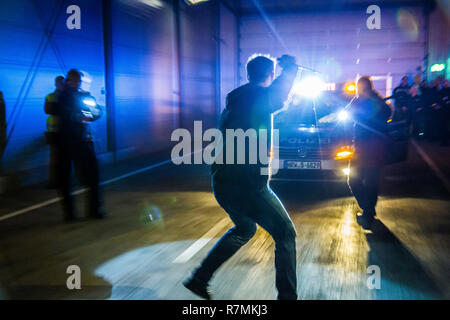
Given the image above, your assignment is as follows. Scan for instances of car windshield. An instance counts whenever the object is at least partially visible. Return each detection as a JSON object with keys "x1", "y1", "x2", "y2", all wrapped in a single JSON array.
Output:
[{"x1": 275, "y1": 92, "x2": 351, "y2": 126}]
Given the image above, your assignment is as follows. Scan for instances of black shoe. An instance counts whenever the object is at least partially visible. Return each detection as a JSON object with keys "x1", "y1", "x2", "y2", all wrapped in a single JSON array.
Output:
[
  {"x1": 183, "y1": 277, "x2": 212, "y2": 300},
  {"x1": 89, "y1": 211, "x2": 106, "y2": 220},
  {"x1": 90, "y1": 214, "x2": 105, "y2": 220},
  {"x1": 356, "y1": 214, "x2": 375, "y2": 230},
  {"x1": 64, "y1": 216, "x2": 79, "y2": 223}
]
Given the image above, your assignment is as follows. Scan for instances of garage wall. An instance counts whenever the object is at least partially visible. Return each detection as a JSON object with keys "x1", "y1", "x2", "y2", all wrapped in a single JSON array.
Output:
[
  {"x1": 179, "y1": 1, "x2": 217, "y2": 132},
  {"x1": 219, "y1": 3, "x2": 238, "y2": 113},
  {"x1": 0, "y1": 0, "x2": 224, "y2": 181},
  {"x1": 110, "y1": 0, "x2": 178, "y2": 156},
  {"x1": 239, "y1": 6, "x2": 426, "y2": 96},
  {"x1": 0, "y1": 0, "x2": 106, "y2": 174}
]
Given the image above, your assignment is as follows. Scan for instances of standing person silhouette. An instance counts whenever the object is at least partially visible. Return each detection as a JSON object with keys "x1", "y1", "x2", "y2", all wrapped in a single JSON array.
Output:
[
  {"x1": 184, "y1": 54, "x2": 298, "y2": 300},
  {"x1": 56, "y1": 69, "x2": 103, "y2": 222},
  {"x1": 348, "y1": 76, "x2": 392, "y2": 229},
  {"x1": 44, "y1": 75, "x2": 64, "y2": 188}
]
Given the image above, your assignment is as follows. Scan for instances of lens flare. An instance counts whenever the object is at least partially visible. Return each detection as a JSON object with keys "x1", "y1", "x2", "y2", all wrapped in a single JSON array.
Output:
[
  {"x1": 397, "y1": 9, "x2": 419, "y2": 41},
  {"x1": 338, "y1": 110, "x2": 350, "y2": 121},
  {"x1": 83, "y1": 98, "x2": 96, "y2": 107},
  {"x1": 335, "y1": 146, "x2": 354, "y2": 160},
  {"x1": 344, "y1": 82, "x2": 356, "y2": 95},
  {"x1": 292, "y1": 77, "x2": 326, "y2": 97}
]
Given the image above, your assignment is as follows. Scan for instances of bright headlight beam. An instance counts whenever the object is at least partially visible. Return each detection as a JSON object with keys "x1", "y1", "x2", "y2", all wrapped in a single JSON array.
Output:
[
  {"x1": 345, "y1": 83, "x2": 356, "y2": 94},
  {"x1": 336, "y1": 151, "x2": 352, "y2": 158},
  {"x1": 335, "y1": 147, "x2": 354, "y2": 160},
  {"x1": 83, "y1": 98, "x2": 96, "y2": 107},
  {"x1": 292, "y1": 77, "x2": 325, "y2": 97},
  {"x1": 338, "y1": 110, "x2": 350, "y2": 121}
]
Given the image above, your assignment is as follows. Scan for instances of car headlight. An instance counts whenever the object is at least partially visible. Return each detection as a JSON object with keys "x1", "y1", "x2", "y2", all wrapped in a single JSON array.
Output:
[
  {"x1": 338, "y1": 110, "x2": 350, "y2": 121},
  {"x1": 344, "y1": 82, "x2": 356, "y2": 95},
  {"x1": 335, "y1": 146, "x2": 354, "y2": 160},
  {"x1": 292, "y1": 77, "x2": 325, "y2": 98}
]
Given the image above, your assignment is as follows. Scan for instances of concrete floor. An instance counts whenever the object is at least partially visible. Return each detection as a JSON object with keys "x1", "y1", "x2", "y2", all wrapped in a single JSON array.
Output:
[{"x1": 0, "y1": 141, "x2": 448, "y2": 300}]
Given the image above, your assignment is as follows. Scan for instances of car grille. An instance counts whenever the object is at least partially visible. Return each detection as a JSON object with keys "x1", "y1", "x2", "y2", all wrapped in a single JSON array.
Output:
[{"x1": 277, "y1": 147, "x2": 333, "y2": 160}]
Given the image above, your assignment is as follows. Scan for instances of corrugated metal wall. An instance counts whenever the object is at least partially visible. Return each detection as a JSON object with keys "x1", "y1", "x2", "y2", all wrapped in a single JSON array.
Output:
[
  {"x1": 0, "y1": 0, "x2": 224, "y2": 180},
  {"x1": 110, "y1": 0, "x2": 177, "y2": 156},
  {"x1": 219, "y1": 3, "x2": 238, "y2": 112},
  {"x1": 239, "y1": 6, "x2": 426, "y2": 95},
  {"x1": 179, "y1": 1, "x2": 218, "y2": 132},
  {"x1": 0, "y1": 0, "x2": 106, "y2": 173}
]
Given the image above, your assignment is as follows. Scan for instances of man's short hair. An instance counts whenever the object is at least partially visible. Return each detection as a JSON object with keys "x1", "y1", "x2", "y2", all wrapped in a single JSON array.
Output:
[
  {"x1": 66, "y1": 69, "x2": 83, "y2": 81},
  {"x1": 246, "y1": 54, "x2": 275, "y2": 83},
  {"x1": 55, "y1": 76, "x2": 64, "y2": 86}
]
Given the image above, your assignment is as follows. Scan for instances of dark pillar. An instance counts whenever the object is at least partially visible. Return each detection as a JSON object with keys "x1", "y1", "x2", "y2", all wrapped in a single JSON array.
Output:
[{"x1": 102, "y1": 0, "x2": 117, "y2": 160}]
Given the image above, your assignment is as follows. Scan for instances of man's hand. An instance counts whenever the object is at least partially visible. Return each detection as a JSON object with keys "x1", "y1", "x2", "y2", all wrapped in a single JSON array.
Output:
[{"x1": 277, "y1": 55, "x2": 297, "y2": 70}]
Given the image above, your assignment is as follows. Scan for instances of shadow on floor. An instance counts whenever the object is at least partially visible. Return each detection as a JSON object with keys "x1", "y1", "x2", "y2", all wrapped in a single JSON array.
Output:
[
  {"x1": 366, "y1": 220, "x2": 444, "y2": 299},
  {"x1": 2, "y1": 277, "x2": 112, "y2": 299}
]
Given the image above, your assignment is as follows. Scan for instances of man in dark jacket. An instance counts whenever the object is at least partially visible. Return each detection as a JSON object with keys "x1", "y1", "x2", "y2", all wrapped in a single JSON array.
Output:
[
  {"x1": 436, "y1": 79, "x2": 449, "y2": 146},
  {"x1": 56, "y1": 69, "x2": 103, "y2": 221},
  {"x1": 348, "y1": 76, "x2": 392, "y2": 229},
  {"x1": 424, "y1": 79, "x2": 441, "y2": 141},
  {"x1": 392, "y1": 75, "x2": 411, "y2": 122},
  {"x1": 410, "y1": 85, "x2": 426, "y2": 137},
  {"x1": 183, "y1": 54, "x2": 298, "y2": 300}
]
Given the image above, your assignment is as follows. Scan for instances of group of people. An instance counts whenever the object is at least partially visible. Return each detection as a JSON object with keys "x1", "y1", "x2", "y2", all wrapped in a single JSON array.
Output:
[
  {"x1": 42, "y1": 59, "x2": 447, "y2": 300},
  {"x1": 44, "y1": 69, "x2": 103, "y2": 222},
  {"x1": 391, "y1": 74, "x2": 449, "y2": 146}
]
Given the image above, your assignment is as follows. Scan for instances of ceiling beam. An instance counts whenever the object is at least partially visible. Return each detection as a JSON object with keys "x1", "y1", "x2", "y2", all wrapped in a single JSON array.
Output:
[{"x1": 238, "y1": 0, "x2": 434, "y2": 16}]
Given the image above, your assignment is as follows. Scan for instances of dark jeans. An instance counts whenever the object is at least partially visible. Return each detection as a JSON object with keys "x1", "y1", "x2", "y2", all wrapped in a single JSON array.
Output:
[
  {"x1": 192, "y1": 179, "x2": 297, "y2": 300},
  {"x1": 58, "y1": 140, "x2": 100, "y2": 219},
  {"x1": 45, "y1": 132, "x2": 60, "y2": 186},
  {"x1": 348, "y1": 164, "x2": 381, "y2": 217},
  {"x1": 437, "y1": 109, "x2": 449, "y2": 145}
]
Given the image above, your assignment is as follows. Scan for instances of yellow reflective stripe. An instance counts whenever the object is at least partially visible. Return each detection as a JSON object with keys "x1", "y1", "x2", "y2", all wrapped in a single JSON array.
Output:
[{"x1": 46, "y1": 115, "x2": 60, "y2": 132}]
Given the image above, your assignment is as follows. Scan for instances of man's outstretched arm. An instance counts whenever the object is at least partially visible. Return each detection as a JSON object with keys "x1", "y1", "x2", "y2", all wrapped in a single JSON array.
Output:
[{"x1": 268, "y1": 55, "x2": 298, "y2": 113}]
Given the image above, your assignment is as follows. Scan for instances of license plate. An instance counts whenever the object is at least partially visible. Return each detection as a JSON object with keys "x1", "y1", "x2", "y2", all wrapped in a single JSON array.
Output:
[{"x1": 285, "y1": 161, "x2": 321, "y2": 170}]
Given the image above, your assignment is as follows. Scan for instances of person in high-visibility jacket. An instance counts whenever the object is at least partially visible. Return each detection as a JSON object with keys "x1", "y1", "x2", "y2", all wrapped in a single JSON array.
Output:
[{"x1": 44, "y1": 76, "x2": 64, "y2": 188}]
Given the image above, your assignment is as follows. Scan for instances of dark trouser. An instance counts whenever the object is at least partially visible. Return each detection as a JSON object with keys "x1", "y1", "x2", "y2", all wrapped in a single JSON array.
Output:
[
  {"x1": 412, "y1": 109, "x2": 426, "y2": 138},
  {"x1": 347, "y1": 164, "x2": 381, "y2": 217},
  {"x1": 58, "y1": 140, "x2": 100, "y2": 219},
  {"x1": 426, "y1": 109, "x2": 439, "y2": 141},
  {"x1": 192, "y1": 180, "x2": 297, "y2": 300},
  {"x1": 437, "y1": 109, "x2": 449, "y2": 145},
  {"x1": 45, "y1": 132, "x2": 60, "y2": 186}
]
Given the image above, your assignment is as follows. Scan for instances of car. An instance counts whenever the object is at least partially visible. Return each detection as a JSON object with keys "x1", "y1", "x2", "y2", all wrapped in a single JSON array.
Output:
[
  {"x1": 270, "y1": 86, "x2": 354, "y2": 182},
  {"x1": 269, "y1": 78, "x2": 409, "y2": 182}
]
